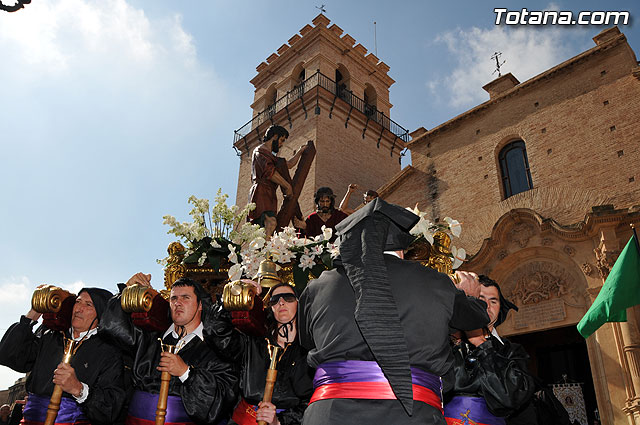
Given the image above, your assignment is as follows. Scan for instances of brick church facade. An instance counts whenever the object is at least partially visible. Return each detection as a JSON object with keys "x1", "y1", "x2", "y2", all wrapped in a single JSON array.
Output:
[{"x1": 233, "y1": 16, "x2": 640, "y2": 424}]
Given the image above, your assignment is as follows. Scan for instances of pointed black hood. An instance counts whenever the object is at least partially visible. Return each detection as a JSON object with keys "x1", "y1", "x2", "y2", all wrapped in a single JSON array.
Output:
[{"x1": 335, "y1": 198, "x2": 419, "y2": 415}]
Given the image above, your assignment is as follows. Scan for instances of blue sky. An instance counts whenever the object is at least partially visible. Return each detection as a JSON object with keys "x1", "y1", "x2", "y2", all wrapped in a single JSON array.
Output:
[{"x1": 0, "y1": 0, "x2": 638, "y2": 388}]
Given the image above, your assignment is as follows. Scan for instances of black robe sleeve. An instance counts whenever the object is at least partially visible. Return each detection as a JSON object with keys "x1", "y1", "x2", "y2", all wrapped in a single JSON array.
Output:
[
  {"x1": 99, "y1": 292, "x2": 142, "y2": 352},
  {"x1": 179, "y1": 348, "x2": 240, "y2": 424},
  {"x1": 79, "y1": 342, "x2": 126, "y2": 424},
  {"x1": 202, "y1": 300, "x2": 248, "y2": 363},
  {"x1": 449, "y1": 289, "x2": 490, "y2": 331},
  {"x1": 0, "y1": 316, "x2": 40, "y2": 373},
  {"x1": 466, "y1": 338, "x2": 534, "y2": 417}
]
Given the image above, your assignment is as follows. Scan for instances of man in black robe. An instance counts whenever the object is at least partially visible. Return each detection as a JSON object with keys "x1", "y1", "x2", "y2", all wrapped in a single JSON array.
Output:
[
  {"x1": 444, "y1": 275, "x2": 537, "y2": 425},
  {"x1": 100, "y1": 274, "x2": 238, "y2": 425},
  {"x1": 298, "y1": 198, "x2": 490, "y2": 425},
  {"x1": 0, "y1": 287, "x2": 125, "y2": 425}
]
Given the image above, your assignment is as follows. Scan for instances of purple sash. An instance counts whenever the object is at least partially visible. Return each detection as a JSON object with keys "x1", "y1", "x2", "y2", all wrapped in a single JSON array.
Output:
[
  {"x1": 313, "y1": 360, "x2": 443, "y2": 396},
  {"x1": 22, "y1": 393, "x2": 87, "y2": 424},
  {"x1": 127, "y1": 390, "x2": 193, "y2": 424},
  {"x1": 443, "y1": 396, "x2": 505, "y2": 425}
]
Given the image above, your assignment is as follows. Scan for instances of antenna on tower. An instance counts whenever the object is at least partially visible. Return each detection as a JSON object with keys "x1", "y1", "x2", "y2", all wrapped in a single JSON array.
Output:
[
  {"x1": 491, "y1": 51, "x2": 506, "y2": 77},
  {"x1": 374, "y1": 21, "x2": 378, "y2": 57},
  {"x1": 315, "y1": 4, "x2": 326, "y2": 14}
]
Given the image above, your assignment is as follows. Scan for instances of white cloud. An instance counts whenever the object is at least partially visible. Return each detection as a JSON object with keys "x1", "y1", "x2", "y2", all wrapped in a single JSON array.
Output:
[
  {"x1": 0, "y1": 276, "x2": 32, "y2": 304},
  {"x1": 427, "y1": 8, "x2": 588, "y2": 109}
]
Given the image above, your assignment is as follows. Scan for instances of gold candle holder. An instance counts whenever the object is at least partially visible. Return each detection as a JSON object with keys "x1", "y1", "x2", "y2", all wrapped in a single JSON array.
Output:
[
  {"x1": 44, "y1": 337, "x2": 82, "y2": 425},
  {"x1": 155, "y1": 339, "x2": 178, "y2": 425},
  {"x1": 257, "y1": 344, "x2": 283, "y2": 425}
]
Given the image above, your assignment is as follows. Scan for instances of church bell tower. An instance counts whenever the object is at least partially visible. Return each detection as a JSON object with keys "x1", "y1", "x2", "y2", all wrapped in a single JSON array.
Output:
[{"x1": 233, "y1": 14, "x2": 409, "y2": 215}]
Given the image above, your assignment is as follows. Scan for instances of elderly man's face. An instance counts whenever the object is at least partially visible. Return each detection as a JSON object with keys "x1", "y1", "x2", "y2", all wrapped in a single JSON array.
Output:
[{"x1": 71, "y1": 291, "x2": 98, "y2": 334}]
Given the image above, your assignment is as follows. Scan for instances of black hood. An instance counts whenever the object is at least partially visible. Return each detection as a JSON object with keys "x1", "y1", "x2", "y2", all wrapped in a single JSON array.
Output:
[
  {"x1": 334, "y1": 198, "x2": 420, "y2": 415},
  {"x1": 78, "y1": 287, "x2": 113, "y2": 322}
]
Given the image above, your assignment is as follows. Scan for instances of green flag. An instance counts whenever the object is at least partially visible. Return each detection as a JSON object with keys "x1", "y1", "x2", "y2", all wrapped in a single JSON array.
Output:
[{"x1": 577, "y1": 232, "x2": 640, "y2": 338}]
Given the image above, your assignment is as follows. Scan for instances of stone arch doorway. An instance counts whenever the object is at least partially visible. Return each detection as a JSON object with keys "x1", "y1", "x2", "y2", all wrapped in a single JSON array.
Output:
[
  {"x1": 463, "y1": 207, "x2": 640, "y2": 424},
  {"x1": 510, "y1": 326, "x2": 598, "y2": 425}
]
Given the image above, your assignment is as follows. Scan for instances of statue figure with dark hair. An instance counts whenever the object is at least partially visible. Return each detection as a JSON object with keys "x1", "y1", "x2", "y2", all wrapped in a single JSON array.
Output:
[
  {"x1": 443, "y1": 274, "x2": 540, "y2": 425},
  {"x1": 249, "y1": 125, "x2": 306, "y2": 237},
  {"x1": 100, "y1": 273, "x2": 239, "y2": 425},
  {"x1": 296, "y1": 187, "x2": 348, "y2": 240},
  {"x1": 204, "y1": 280, "x2": 314, "y2": 425}
]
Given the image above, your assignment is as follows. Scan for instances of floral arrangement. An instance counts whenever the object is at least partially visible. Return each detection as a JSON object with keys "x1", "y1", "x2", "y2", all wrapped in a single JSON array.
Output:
[
  {"x1": 160, "y1": 190, "x2": 339, "y2": 287},
  {"x1": 407, "y1": 205, "x2": 466, "y2": 269},
  {"x1": 160, "y1": 189, "x2": 264, "y2": 271},
  {"x1": 226, "y1": 225, "x2": 340, "y2": 287}
]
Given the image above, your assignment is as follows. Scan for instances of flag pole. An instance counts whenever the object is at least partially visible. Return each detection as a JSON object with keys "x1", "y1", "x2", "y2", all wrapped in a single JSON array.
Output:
[{"x1": 632, "y1": 223, "x2": 640, "y2": 255}]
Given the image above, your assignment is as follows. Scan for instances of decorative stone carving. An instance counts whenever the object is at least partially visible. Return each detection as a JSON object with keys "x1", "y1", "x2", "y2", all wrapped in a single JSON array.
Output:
[
  {"x1": 581, "y1": 263, "x2": 594, "y2": 277},
  {"x1": 542, "y1": 237, "x2": 553, "y2": 246},
  {"x1": 505, "y1": 261, "x2": 579, "y2": 306},
  {"x1": 508, "y1": 223, "x2": 535, "y2": 248},
  {"x1": 594, "y1": 246, "x2": 620, "y2": 279},
  {"x1": 564, "y1": 245, "x2": 576, "y2": 257}
]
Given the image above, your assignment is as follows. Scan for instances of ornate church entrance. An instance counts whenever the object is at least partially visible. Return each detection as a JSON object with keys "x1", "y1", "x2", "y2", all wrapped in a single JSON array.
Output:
[{"x1": 510, "y1": 326, "x2": 598, "y2": 425}]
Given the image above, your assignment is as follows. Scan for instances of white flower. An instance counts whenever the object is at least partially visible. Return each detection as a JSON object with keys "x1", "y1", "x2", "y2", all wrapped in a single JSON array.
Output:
[
  {"x1": 197, "y1": 252, "x2": 207, "y2": 266},
  {"x1": 249, "y1": 237, "x2": 266, "y2": 250},
  {"x1": 444, "y1": 217, "x2": 462, "y2": 238},
  {"x1": 423, "y1": 232, "x2": 434, "y2": 245},
  {"x1": 210, "y1": 239, "x2": 221, "y2": 248},
  {"x1": 228, "y1": 244, "x2": 238, "y2": 264},
  {"x1": 313, "y1": 234, "x2": 323, "y2": 242},
  {"x1": 312, "y1": 244, "x2": 324, "y2": 256},
  {"x1": 276, "y1": 249, "x2": 295, "y2": 263},
  {"x1": 451, "y1": 246, "x2": 466, "y2": 270},
  {"x1": 299, "y1": 254, "x2": 315, "y2": 270},
  {"x1": 329, "y1": 243, "x2": 340, "y2": 259},
  {"x1": 321, "y1": 225, "x2": 333, "y2": 241},
  {"x1": 228, "y1": 263, "x2": 243, "y2": 281}
]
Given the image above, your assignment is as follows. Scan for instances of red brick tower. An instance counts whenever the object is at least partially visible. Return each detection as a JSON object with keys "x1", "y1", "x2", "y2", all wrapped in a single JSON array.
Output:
[{"x1": 233, "y1": 14, "x2": 409, "y2": 216}]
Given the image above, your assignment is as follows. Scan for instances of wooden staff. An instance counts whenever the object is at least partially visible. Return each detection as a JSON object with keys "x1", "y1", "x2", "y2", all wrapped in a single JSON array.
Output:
[
  {"x1": 257, "y1": 344, "x2": 282, "y2": 425},
  {"x1": 156, "y1": 340, "x2": 178, "y2": 425},
  {"x1": 44, "y1": 337, "x2": 81, "y2": 425}
]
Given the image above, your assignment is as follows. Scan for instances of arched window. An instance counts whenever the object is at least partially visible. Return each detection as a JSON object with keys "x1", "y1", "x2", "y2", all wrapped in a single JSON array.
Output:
[
  {"x1": 264, "y1": 84, "x2": 277, "y2": 118},
  {"x1": 499, "y1": 140, "x2": 533, "y2": 198},
  {"x1": 336, "y1": 64, "x2": 351, "y2": 102}
]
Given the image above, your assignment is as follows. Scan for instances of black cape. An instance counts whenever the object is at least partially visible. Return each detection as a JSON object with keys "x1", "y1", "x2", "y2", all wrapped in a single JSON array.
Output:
[
  {"x1": 99, "y1": 294, "x2": 239, "y2": 425},
  {"x1": 204, "y1": 302, "x2": 314, "y2": 425},
  {"x1": 0, "y1": 316, "x2": 126, "y2": 425},
  {"x1": 299, "y1": 255, "x2": 490, "y2": 425}
]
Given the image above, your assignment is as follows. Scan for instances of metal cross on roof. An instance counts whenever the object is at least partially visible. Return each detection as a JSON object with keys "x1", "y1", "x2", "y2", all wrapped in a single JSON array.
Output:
[
  {"x1": 315, "y1": 4, "x2": 327, "y2": 14},
  {"x1": 491, "y1": 51, "x2": 506, "y2": 77}
]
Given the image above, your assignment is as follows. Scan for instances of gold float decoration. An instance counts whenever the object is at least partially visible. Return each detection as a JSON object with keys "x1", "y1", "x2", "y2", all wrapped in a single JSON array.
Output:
[
  {"x1": 254, "y1": 259, "x2": 282, "y2": 288},
  {"x1": 121, "y1": 284, "x2": 160, "y2": 313},
  {"x1": 31, "y1": 285, "x2": 75, "y2": 314},
  {"x1": 425, "y1": 231, "x2": 454, "y2": 276},
  {"x1": 222, "y1": 280, "x2": 259, "y2": 311}
]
